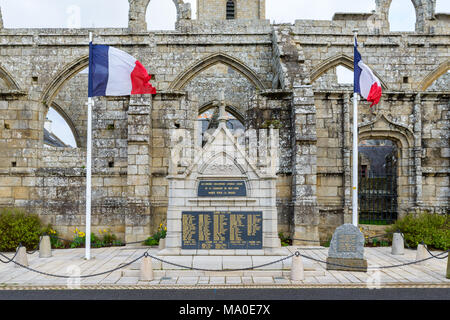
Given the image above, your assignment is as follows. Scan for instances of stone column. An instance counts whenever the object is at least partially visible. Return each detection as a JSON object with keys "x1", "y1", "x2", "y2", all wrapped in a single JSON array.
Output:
[
  {"x1": 291, "y1": 86, "x2": 320, "y2": 246},
  {"x1": 128, "y1": 0, "x2": 150, "y2": 32},
  {"x1": 413, "y1": 93, "x2": 423, "y2": 207},
  {"x1": 126, "y1": 95, "x2": 152, "y2": 243}
]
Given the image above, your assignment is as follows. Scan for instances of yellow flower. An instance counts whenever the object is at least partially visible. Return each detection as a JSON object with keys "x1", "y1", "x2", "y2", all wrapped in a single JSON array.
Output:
[
  {"x1": 79, "y1": 232, "x2": 85, "y2": 237},
  {"x1": 104, "y1": 229, "x2": 107, "y2": 233}
]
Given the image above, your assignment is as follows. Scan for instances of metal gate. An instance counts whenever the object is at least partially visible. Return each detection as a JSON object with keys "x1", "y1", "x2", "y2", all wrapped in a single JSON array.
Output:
[{"x1": 358, "y1": 170, "x2": 398, "y2": 225}]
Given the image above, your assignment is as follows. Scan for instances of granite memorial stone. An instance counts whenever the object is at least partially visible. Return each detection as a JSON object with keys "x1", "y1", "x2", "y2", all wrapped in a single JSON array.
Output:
[{"x1": 326, "y1": 224, "x2": 367, "y2": 272}]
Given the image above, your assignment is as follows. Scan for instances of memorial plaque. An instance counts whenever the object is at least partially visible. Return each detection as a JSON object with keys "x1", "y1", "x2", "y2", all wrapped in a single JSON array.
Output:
[
  {"x1": 337, "y1": 234, "x2": 358, "y2": 253},
  {"x1": 182, "y1": 211, "x2": 262, "y2": 249},
  {"x1": 197, "y1": 181, "x2": 247, "y2": 197}
]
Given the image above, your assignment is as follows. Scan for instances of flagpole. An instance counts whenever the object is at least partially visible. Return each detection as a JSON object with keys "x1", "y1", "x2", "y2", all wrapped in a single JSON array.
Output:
[
  {"x1": 85, "y1": 31, "x2": 93, "y2": 260},
  {"x1": 352, "y1": 29, "x2": 359, "y2": 227}
]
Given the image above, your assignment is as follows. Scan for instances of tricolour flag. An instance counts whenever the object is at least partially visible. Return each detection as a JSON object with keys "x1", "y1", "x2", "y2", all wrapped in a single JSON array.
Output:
[
  {"x1": 354, "y1": 39, "x2": 382, "y2": 107},
  {"x1": 88, "y1": 44, "x2": 156, "y2": 97}
]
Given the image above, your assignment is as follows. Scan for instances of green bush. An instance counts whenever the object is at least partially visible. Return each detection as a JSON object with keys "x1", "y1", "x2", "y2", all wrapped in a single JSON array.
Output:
[
  {"x1": 0, "y1": 208, "x2": 43, "y2": 252},
  {"x1": 278, "y1": 232, "x2": 292, "y2": 247},
  {"x1": 386, "y1": 212, "x2": 449, "y2": 250},
  {"x1": 143, "y1": 237, "x2": 159, "y2": 246},
  {"x1": 144, "y1": 223, "x2": 167, "y2": 246}
]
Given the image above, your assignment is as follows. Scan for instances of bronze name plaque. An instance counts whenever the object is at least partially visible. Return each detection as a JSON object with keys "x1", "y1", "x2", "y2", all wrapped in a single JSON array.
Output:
[{"x1": 182, "y1": 211, "x2": 262, "y2": 250}]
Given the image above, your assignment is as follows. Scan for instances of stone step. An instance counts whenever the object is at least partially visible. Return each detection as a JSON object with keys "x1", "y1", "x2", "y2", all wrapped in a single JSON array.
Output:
[
  {"x1": 121, "y1": 269, "x2": 325, "y2": 278},
  {"x1": 123, "y1": 255, "x2": 319, "y2": 272}
]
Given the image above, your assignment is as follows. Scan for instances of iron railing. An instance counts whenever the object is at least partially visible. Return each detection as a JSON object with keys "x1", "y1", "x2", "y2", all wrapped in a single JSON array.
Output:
[{"x1": 358, "y1": 170, "x2": 398, "y2": 225}]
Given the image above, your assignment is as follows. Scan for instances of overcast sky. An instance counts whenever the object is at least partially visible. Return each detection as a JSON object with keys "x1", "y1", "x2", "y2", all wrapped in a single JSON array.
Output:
[
  {"x1": 1, "y1": 0, "x2": 448, "y2": 147},
  {"x1": 1, "y1": 0, "x2": 448, "y2": 29}
]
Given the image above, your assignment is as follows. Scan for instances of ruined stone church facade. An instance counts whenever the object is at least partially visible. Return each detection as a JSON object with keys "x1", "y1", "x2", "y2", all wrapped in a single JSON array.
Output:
[{"x1": 0, "y1": 0, "x2": 448, "y2": 244}]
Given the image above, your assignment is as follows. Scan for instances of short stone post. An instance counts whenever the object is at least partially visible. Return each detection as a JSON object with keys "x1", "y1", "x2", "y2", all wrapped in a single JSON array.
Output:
[
  {"x1": 140, "y1": 254, "x2": 154, "y2": 281},
  {"x1": 446, "y1": 253, "x2": 450, "y2": 279},
  {"x1": 416, "y1": 243, "x2": 428, "y2": 266},
  {"x1": 290, "y1": 252, "x2": 305, "y2": 281},
  {"x1": 14, "y1": 245, "x2": 28, "y2": 268},
  {"x1": 39, "y1": 235, "x2": 52, "y2": 258},
  {"x1": 391, "y1": 232, "x2": 404, "y2": 255},
  {"x1": 158, "y1": 238, "x2": 166, "y2": 250}
]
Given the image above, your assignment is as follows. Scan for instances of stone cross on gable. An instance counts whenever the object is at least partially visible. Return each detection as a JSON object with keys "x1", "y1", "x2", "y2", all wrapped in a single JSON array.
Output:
[{"x1": 218, "y1": 90, "x2": 227, "y2": 127}]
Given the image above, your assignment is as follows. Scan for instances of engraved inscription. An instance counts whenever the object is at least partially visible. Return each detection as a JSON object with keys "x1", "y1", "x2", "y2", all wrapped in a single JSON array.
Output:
[
  {"x1": 182, "y1": 211, "x2": 262, "y2": 249},
  {"x1": 337, "y1": 234, "x2": 358, "y2": 253},
  {"x1": 198, "y1": 181, "x2": 247, "y2": 197}
]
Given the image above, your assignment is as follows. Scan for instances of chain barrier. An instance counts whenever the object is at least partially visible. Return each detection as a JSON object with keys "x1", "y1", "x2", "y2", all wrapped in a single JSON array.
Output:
[
  {"x1": 0, "y1": 232, "x2": 448, "y2": 279},
  {"x1": 296, "y1": 248, "x2": 450, "y2": 271},
  {"x1": 424, "y1": 243, "x2": 449, "y2": 260},
  {"x1": 1, "y1": 250, "x2": 146, "y2": 279},
  {"x1": 0, "y1": 248, "x2": 19, "y2": 264}
]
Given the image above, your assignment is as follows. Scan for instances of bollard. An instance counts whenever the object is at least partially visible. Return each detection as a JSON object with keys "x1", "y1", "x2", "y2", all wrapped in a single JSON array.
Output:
[
  {"x1": 14, "y1": 246, "x2": 28, "y2": 268},
  {"x1": 416, "y1": 243, "x2": 428, "y2": 266},
  {"x1": 447, "y1": 254, "x2": 450, "y2": 279},
  {"x1": 39, "y1": 235, "x2": 52, "y2": 258},
  {"x1": 158, "y1": 238, "x2": 166, "y2": 250},
  {"x1": 391, "y1": 232, "x2": 404, "y2": 255},
  {"x1": 139, "y1": 255, "x2": 154, "y2": 281},
  {"x1": 290, "y1": 252, "x2": 305, "y2": 281}
]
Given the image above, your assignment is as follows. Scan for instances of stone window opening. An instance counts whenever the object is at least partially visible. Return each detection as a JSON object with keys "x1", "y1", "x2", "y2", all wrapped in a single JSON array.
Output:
[
  {"x1": 226, "y1": 0, "x2": 236, "y2": 20},
  {"x1": 44, "y1": 107, "x2": 77, "y2": 148},
  {"x1": 146, "y1": 0, "x2": 177, "y2": 30},
  {"x1": 388, "y1": 0, "x2": 416, "y2": 32},
  {"x1": 198, "y1": 106, "x2": 245, "y2": 146}
]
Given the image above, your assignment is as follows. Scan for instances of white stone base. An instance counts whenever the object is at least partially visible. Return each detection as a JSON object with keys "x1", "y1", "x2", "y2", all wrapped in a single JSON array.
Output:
[
  {"x1": 152, "y1": 254, "x2": 299, "y2": 271},
  {"x1": 158, "y1": 248, "x2": 287, "y2": 256}
]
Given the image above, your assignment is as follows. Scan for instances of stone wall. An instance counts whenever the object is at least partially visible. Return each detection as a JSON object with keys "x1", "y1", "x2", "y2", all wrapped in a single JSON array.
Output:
[
  {"x1": 197, "y1": 0, "x2": 265, "y2": 21},
  {"x1": 0, "y1": 0, "x2": 448, "y2": 243}
]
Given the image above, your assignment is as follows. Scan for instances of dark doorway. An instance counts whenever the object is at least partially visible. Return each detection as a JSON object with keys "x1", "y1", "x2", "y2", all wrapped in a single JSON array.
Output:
[{"x1": 358, "y1": 139, "x2": 398, "y2": 225}]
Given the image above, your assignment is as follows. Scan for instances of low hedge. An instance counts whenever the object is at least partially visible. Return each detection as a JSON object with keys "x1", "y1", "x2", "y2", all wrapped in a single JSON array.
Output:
[
  {"x1": 386, "y1": 212, "x2": 449, "y2": 250},
  {"x1": 0, "y1": 208, "x2": 43, "y2": 252}
]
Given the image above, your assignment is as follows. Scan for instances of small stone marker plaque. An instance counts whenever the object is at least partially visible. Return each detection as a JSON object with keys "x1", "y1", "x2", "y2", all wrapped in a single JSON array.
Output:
[
  {"x1": 326, "y1": 224, "x2": 367, "y2": 272},
  {"x1": 337, "y1": 234, "x2": 358, "y2": 253}
]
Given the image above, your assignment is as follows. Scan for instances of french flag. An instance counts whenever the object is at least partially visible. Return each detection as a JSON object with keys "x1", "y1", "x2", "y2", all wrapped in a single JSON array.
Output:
[
  {"x1": 88, "y1": 43, "x2": 156, "y2": 97},
  {"x1": 354, "y1": 39, "x2": 382, "y2": 107}
]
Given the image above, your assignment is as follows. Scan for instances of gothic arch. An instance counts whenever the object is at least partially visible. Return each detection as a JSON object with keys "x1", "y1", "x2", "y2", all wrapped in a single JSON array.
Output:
[
  {"x1": 417, "y1": 59, "x2": 450, "y2": 91},
  {"x1": 128, "y1": 0, "x2": 190, "y2": 30},
  {"x1": 359, "y1": 112, "x2": 414, "y2": 178},
  {"x1": 375, "y1": 0, "x2": 436, "y2": 32},
  {"x1": 169, "y1": 52, "x2": 267, "y2": 91},
  {"x1": 198, "y1": 101, "x2": 246, "y2": 125},
  {"x1": 198, "y1": 151, "x2": 246, "y2": 176},
  {"x1": 41, "y1": 55, "x2": 89, "y2": 106},
  {"x1": 310, "y1": 54, "x2": 390, "y2": 90},
  {"x1": 0, "y1": 63, "x2": 22, "y2": 90},
  {"x1": 359, "y1": 112, "x2": 414, "y2": 148}
]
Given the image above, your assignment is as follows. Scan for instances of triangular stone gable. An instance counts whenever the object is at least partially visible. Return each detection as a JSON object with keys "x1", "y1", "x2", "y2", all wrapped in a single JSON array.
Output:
[{"x1": 184, "y1": 124, "x2": 262, "y2": 180}]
